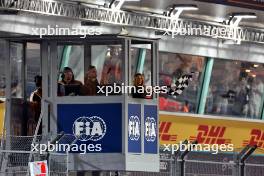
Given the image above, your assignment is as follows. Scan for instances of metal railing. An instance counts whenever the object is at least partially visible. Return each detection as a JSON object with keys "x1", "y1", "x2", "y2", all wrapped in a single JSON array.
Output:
[
  {"x1": 0, "y1": 150, "x2": 68, "y2": 176},
  {"x1": 0, "y1": 134, "x2": 264, "y2": 175},
  {"x1": 0, "y1": 134, "x2": 68, "y2": 176}
]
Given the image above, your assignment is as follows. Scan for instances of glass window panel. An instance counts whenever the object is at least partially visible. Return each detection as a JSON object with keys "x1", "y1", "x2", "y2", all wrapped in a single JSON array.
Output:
[
  {"x1": 11, "y1": 43, "x2": 23, "y2": 98},
  {"x1": 58, "y1": 45, "x2": 84, "y2": 83},
  {"x1": 26, "y1": 43, "x2": 41, "y2": 136},
  {"x1": 159, "y1": 52, "x2": 205, "y2": 113},
  {"x1": 57, "y1": 44, "x2": 123, "y2": 96},
  {"x1": 205, "y1": 59, "x2": 264, "y2": 119},
  {"x1": 130, "y1": 43, "x2": 152, "y2": 98},
  {"x1": 10, "y1": 43, "x2": 24, "y2": 135},
  {"x1": 26, "y1": 43, "x2": 41, "y2": 100},
  {"x1": 92, "y1": 45, "x2": 123, "y2": 86},
  {"x1": 57, "y1": 45, "x2": 84, "y2": 96}
]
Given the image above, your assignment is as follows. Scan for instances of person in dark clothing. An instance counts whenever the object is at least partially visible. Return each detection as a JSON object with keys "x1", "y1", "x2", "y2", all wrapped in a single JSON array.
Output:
[
  {"x1": 29, "y1": 75, "x2": 42, "y2": 135},
  {"x1": 81, "y1": 65, "x2": 100, "y2": 96},
  {"x1": 58, "y1": 67, "x2": 83, "y2": 96},
  {"x1": 132, "y1": 73, "x2": 147, "y2": 98},
  {"x1": 30, "y1": 75, "x2": 42, "y2": 103}
]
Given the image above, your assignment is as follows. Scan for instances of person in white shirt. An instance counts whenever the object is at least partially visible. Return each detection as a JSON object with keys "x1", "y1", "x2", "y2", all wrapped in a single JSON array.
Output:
[{"x1": 249, "y1": 78, "x2": 264, "y2": 119}]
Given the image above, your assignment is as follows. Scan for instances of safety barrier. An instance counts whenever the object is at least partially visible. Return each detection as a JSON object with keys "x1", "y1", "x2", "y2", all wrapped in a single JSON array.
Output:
[
  {"x1": 0, "y1": 134, "x2": 264, "y2": 176},
  {"x1": 0, "y1": 134, "x2": 68, "y2": 176},
  {"x1": 110, "y1": 151, "x2": 264, "y2": 176}
]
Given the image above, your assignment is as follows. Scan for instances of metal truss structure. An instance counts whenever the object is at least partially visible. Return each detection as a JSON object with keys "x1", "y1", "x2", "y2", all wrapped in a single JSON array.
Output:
[{"x1": 0, "y1": 0, "x2": 263, "y2": 44}]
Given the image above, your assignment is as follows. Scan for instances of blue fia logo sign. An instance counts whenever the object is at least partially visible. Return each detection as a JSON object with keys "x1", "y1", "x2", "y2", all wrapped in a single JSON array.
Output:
[
  {"x1": 145, "y1": 117, "x2": 156, "y2": 142},
  {"x1": 128, "y1": 116, "x2": 140, "y2": 141},
  {"x1": 73, "y1": 116, "x2": 107, "y2": 141}
]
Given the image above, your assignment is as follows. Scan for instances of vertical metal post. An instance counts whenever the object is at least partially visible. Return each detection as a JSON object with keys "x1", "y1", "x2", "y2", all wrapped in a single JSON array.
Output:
[
  {"x1": 128, "y1": 39, "x2": 132, "y2": 86},
  {"x1": 123, "y1": 38, "x2": 129, "y2": 155},
  {"x1": 153, "y1": 41, "x2": 159, "y2": 99},
  {"x1": 22, "y1": 42, "x2": 27, "y2": 135},
  {"x1": 22, "y1": 42, "x2": 27, "y2": 102},
  {"x1": 259, "y1": 84, "x2": 264, "y2": 119},
  {"x1": 66, "y1": 150, "x2": 69, "y2": 176},
  {"x1": 180, "y1": 159, "x2": 185, "y2": 176},
  {"x1": 153, "y1": 41, "x2": 159, "y2": 157},
  {"x1": 197, "y1": 57, "x2": 214, "y2": 114},
  {"x1": 41, "y1": 40, "x2": 49, "y2": 134},
  {"x1": 236, "y1": 145, "x2": 257, "y2": 176},
  {"x1": 178, "y1": 140, "x2": 197, "y2": 176},
  {"x1": 3, "y1": 40, "x2": 11, "y2": 137},
  {"x1": 50, "y1": 41, "x2": 58, "y2": 134},
  {"x1": 84, "y1": 43, "x2": 91, "y2": 74}
]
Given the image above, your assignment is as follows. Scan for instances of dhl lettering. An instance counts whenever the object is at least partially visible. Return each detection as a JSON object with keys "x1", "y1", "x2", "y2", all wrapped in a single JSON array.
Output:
[
  {"x1": 190, "y1": 125, "x2": 231, "y2": 145},
  {"x1": 159, "y1": 122, "x2": 177, "y2": 142},
  {"x1": 243, "y1": 129, "x2": 264, "y2": 148}
]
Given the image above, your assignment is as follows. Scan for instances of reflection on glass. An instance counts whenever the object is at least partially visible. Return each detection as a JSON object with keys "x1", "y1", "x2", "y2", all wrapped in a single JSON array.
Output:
[
  {"x1": 58, "y1": 45, "x2": 84, "y2": 82},
  {"x1": 159, "y1": 53, "x2": 205, "y2": 113},
  {"x1": 11, "y1": 43, "x2": 23, "y2": 98},
  {"x1": 92, "y1": 45, "x2": 123, "y2": 86},
  {"x1": 10, "y1": 43, "x2": 24, "y2": 135},
  {"x1": 205, "y1": 60, "x2": 264, "y2": 119},
  {"x1": 131, "y1": 45, "x2": 152, "y2": 86}
]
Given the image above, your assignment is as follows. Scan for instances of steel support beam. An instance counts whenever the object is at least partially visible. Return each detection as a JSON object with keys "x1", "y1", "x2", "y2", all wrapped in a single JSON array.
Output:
[{"x1": 0, "y1": 0, "x2": 263, "y2": 44}]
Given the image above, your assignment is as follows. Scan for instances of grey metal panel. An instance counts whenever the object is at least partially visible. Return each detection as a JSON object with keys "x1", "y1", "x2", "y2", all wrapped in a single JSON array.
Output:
[
  {"x1": 126, "y1": 154, "x2": 159, "y2": 172},
  {"x1": 69, "y1": 153, "x2": 125, "y2": 171}
]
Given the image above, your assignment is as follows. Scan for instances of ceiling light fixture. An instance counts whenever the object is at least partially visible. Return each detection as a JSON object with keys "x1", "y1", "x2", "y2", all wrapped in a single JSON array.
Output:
[
  {"x1": 245, "y1": 69, "x2": 251, "y2": 73},
  {"x1": 226, "y1": 12, "x2": 257, "y2": 27},
  {"x1": 222, "y1": 39, "x2": 241, "y2": 45},
  {"x1": 165, "y1": 4, "x2": 198, "y2": 19},
  {"x1": 109, "y1": 0, "x2": 126, "y2": 10},
  {"x1": 109, "y1": 0, "x2": 140, "y2": 10},
  {"x1": 222, "y1": 12, "x2": 256, "y2": 45}
]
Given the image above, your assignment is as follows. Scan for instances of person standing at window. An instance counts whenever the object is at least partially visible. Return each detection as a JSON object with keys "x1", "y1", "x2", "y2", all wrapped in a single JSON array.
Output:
[
  {"x1": 82, "y1": 65, "x2": 100, "y2": 96},
  {"x1": 30, "y1": 75, "x2": 42, "y2": 103},
  {"x1": 58, "y1": 67, "x2": 83, "y2": 96},
  {"x1": 249, "y1": 78, "x2": 264, "y2": 118},
  {"x1": 29, "y1": 75, "x2": 42, "y2": 135},
  {"x1": 132, "y1": 73, "x2": 147, "y2": 98}
]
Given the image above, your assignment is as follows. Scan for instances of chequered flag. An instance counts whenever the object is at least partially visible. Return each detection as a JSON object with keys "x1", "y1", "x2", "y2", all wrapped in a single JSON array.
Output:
[{"x1": 167, "y1": 74, "x2": 193, "y2": 97}]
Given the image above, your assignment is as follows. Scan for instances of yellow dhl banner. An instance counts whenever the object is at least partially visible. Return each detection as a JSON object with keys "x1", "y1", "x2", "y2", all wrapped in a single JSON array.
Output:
[
  {"x1": 160, "y1": 114, "x2": 264, "y2": 153},
  {"x1": 0, "y1": 102, "x2": 4, "y2": 134}
]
